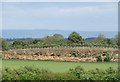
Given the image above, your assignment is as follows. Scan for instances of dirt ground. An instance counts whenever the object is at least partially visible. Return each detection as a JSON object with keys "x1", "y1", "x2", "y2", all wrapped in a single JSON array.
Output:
[{"x1": 2, "y1": 47, "x2": 119, "y2": 62}]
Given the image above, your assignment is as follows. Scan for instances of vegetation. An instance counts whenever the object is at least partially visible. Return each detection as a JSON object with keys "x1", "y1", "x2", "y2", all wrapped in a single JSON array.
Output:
[
  {"x1": 97, "y1": 55, "x2": 103, "y2": 62},
  {"x1": 104, "y1": 53, "x2": 111, "y2": 62},
  {"x1": 1, "y1": 31, "x2": 119, "y2": 81},
  {"x1": 68, "y1": 32, "x2": 84, "y2": 44},
  {"x1": 2, "y1": 59, "x2": 118, "y2": 72},
  {"x1": 96, "y1": 53, "x2": 112, "y2": 62},
  {"x1": 0, "y1": 32, "x2": 119, "y2": 50},
  {"x1": 2, "y1": 66, "x2": 119, "y2": 81},
  {"x1": 0, "y1": 38, "x2": 9, "y2": 51}
]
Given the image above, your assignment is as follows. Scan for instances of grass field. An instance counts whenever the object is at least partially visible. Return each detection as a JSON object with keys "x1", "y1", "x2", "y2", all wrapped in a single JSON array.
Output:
[{"x1": 2, "y1": 59, "x2": 118, "y2": 73}]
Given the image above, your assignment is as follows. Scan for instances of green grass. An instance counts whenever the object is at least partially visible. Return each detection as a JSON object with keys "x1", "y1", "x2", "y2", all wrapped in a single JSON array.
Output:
[{"x1": 2, "y1": 59, "x2": 118, "y2": 73}]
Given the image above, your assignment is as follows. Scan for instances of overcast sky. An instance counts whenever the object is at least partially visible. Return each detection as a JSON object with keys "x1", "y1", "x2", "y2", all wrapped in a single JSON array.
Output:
[{"x1": 1, "y1": 2, "x2": 118, "y2": 31}]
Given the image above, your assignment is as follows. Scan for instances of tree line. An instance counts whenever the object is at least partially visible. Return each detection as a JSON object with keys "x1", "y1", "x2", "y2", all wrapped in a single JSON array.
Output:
[{"x1": 0, "y1": 32, "x2": 119, "y2": 50}]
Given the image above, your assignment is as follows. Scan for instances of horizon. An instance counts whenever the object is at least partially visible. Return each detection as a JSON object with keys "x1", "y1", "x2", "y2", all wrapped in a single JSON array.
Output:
[
  {"x1": 1, "y1": 29, "x2": 118, "y2": 31},
  {"x1": 1, "y1": 29, "x2": 117, "y2": 39}
]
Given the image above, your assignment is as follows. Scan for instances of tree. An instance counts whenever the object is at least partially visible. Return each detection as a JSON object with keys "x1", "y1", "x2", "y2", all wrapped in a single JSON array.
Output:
[
  {"x1": 94, "y1": 34, "x2": 113, "y2": 47},
  {"x1": 1, "y1": 38, "x2": 9, "y2": 51},
  {"x1": 68, "y1": 32, "x2": 84, "y2": 44},
  {"x1": 52, "y1": 34, "x2": 64, "y2": 41},
  {"x1": 32, "y1": 39, "x2": 42, "y2": 44},
  {"x1": 103, "y1": 38, "x2": 113, "y2": 45},
  {"x1": 111, "y1": 34, "x2": 118, "y2": 46},
  {"x1": 97, "y1": 33, "x2": 105, "y2": 40},
  {"x1": 12, "y1": 40, "x2": 26, "y2": 48},
  {"x1": 43, "y1": 34, "x2": 64, "y2": 42}
]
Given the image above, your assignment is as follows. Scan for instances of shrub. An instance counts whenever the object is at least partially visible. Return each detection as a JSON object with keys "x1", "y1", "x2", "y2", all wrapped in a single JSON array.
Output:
[
  {"x1": 105, "y1": 67, "x2": 118, "y2": 81},
  {"x1": 69, "y1": 66, "x2": 85, "y2": 79},
  {"x1": 104, "y1": 53, "x2": 111, "y2": 62},
  {"x1": 2, "y1": 66, "x2": 119, "y2": 81},
  {"x1": 97, "y1": 55, "x2": 103, "y2": 62}
]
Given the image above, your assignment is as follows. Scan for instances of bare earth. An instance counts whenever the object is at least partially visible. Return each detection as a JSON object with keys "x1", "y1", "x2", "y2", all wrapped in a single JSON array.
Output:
[{"x1": 2, "y1": 47, "x2": 119, "y2": 62}]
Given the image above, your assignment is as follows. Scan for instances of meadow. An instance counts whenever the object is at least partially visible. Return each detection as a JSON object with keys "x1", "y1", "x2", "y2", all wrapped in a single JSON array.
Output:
[{"x1": 2, "y1": 59, "x2": 118, "y2": 73}]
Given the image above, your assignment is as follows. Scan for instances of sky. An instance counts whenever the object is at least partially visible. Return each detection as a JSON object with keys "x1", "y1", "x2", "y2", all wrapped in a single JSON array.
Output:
[
  {"x1": 1, "y1": 0, "x2": 119, "y2": 2},
  {"x1": 1, "y1": 1, "x2": 118, "y2": 31}
]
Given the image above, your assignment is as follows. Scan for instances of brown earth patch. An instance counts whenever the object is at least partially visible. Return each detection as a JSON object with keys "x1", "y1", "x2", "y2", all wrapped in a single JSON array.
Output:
[{"x1": 2, "y1": 47, "x2": 119, "y2": 62}]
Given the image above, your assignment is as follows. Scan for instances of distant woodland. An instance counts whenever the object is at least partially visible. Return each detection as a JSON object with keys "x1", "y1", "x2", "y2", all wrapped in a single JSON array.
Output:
[{"x1": 0, "y1": 32, "x2": 119, "y2": 50}]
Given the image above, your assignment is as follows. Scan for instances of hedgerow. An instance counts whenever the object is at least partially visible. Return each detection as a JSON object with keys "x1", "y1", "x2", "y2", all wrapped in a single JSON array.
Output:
[{"x1": 2, "y1": 66, "x2": 119, "y2": 81}]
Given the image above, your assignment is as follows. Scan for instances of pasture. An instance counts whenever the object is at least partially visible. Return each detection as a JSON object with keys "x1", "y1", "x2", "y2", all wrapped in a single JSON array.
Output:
[{"x1": 2, "y1": 59, "x2": 118, "y2": 72}]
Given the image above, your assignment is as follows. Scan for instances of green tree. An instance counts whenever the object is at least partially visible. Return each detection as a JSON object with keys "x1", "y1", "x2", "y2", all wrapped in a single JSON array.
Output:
[
  {"x1": 93, "y1": 34, "x2": 114, "y2": 47},
  {"x1": 111, "y1": 34, "x2": 117, "y2": 46},
  {"x1": 1, "y1": 38, "x2": 9, "y2": 51},
  {"x1": 52, "y1": 34, "x2": 64, "y2": 41},
  {"x1": 32, "y1": 39, "x2": 42, "y2": 44},
  {"x1": 40, "y1": 34, "x2": 65, "y2": 47},
  {"x1": 12, "y1": 40, "x2": 23, "y2": 46},
  {"x1": 97, "y1": 33, "x2": 105, "y2": 40},
  {"x1": 12, "y1": 40, "x2": 26, "y2": 48},
  {"x1": 68, "y1": 32, "x2": 84, "y2": 44},
  {"x1": 103, "y1": 38, "x2": 113, "y2": 46}
]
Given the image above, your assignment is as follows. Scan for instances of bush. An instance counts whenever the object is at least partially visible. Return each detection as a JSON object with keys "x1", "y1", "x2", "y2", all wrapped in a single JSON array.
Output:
[
  {"x1": 97, "y1": 55, "x2": 103, "y2": 62},
  {"x1": 69, "y1": 66, "x2": 85, "y2": 79},
  {"x1": 2, "y1": 39, "x2": 10, "y2": 51},
  {"x1": 2, "y1": 66, "x2": 119, "y2": 81},
  {"x1": 104, "y1": 53, "x2": 111, "y2": 62}
]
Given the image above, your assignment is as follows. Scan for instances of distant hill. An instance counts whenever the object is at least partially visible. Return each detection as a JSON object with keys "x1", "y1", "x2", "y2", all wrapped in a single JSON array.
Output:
[
  {"x1": 2, "y1": 29, "x2": 117, "y2": 39},
  {"x1": 6, "y1": 37, "x2": 96, "y2": 43},
  {"x1": 6, "y1": 38, "x2": 33, "y2": 43}
]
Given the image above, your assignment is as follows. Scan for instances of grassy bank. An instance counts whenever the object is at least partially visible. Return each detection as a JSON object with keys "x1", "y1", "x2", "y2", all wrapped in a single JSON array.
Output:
[{"x1": 2, "y1": 59, "x2": 118, "y2": 73}]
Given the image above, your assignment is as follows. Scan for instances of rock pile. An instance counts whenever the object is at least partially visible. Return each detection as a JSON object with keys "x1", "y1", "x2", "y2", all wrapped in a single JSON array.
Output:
[{"x1": 2, "y1": 47, "x2": 119, "y2": 62}]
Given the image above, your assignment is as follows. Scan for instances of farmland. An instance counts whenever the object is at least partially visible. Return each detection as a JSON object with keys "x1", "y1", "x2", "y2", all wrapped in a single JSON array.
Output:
[
  {"x1": 1, "y1": 31, "x2": 119, "y2": 80},
  {"x1": 2, "y1": 59, "x2": 118, "y2": 73},
  {"x1": 1, "y1": 59, "x2": 119, "y2": 80}
]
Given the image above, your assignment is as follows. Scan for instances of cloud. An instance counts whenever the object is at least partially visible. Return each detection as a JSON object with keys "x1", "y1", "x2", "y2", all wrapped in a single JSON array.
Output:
[
  {"x1": 57, "y1": 4, "x2": 117, "y2": 17},
  {"x1": 2, "y1": 2, "x2": 118, "y2": 31},
  {"x1": 3, "y1": 3, "x2": 117, "y2": 18}
]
